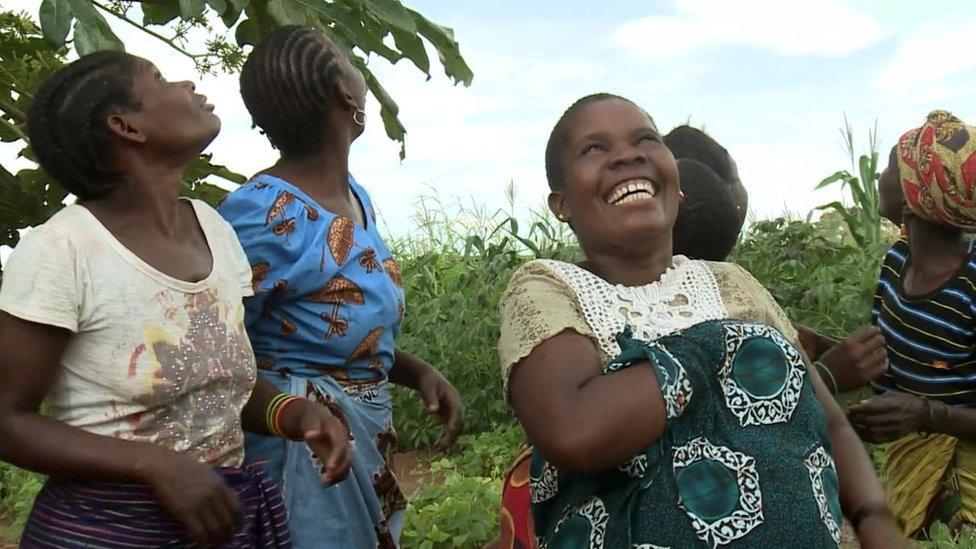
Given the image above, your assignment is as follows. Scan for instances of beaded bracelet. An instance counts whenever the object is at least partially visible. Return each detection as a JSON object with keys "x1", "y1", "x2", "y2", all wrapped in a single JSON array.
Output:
[
  {"x1": 266, "y1": 394, "x2": 301, "y2": 438},
  {"x1": 814, "y1": 361, "x2": 838, "y2": 395}
]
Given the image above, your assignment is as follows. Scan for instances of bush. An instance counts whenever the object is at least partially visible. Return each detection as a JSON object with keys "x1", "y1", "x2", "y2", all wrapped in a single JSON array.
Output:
[
  {"x1": 390, "y1": 193, "x2": 578, "y2": 449},
  {"x1": 401, "y1": 423, "x2": 523, "y2": 548},
  {"x1": 0, "y1": 463, "x2": 42, "y2": 539},
  {"x1": 730, "y1": 212, "x2": 896, "y2": 339}
]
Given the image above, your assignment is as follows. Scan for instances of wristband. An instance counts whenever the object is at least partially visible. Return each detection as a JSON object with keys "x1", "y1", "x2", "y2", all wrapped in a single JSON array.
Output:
[
  {"x1": 266, "y1": 393, "x2": 300, "y2": 437},
  {"x1": 272, "y1": 396, "x2": 302, "y2": 439},
  {"x1": 814, "y1": 361, "x2": 838, "y2": 395},
  {"x1": 851, "y1": 501, "x2": 892, "y2": 530}
]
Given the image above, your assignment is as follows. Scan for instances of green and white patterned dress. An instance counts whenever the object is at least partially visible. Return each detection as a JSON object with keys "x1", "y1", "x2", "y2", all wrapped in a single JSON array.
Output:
[{"x1": 499, "y1": 258, "x2": 842, "y2": 548}]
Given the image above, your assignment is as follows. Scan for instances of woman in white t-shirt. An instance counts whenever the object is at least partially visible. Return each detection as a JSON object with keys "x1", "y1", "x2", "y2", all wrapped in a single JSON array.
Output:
[{"x1": 0, "y1": 51, "x2": 350, "y2": 548}]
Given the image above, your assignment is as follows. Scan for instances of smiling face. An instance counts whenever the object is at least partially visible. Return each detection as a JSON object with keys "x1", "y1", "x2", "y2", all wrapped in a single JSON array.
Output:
[
  {"x1": 548, "y1": 98, "x2": 679, "y2": 256},
  {"x1": 114, "y1": 59, "x2": 221, "y2": 157}
]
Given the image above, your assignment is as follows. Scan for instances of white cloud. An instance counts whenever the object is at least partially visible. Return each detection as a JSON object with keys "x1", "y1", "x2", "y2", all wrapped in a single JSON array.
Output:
[
  {"x1": 613, "y1": 0, "x2": 886, "y2": 59},
  {"x1": 873, "y1": 19, "x2": 976, "y2": 92}
]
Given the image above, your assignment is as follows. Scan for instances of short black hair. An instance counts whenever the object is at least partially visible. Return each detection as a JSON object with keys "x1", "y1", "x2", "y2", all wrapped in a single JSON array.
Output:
[
  {"x1": 664, "y1": 125, "x2": 739, "y2": 187},
  {"x1": 26, "y1": 51, "x2": 142, "y2": 200},
  {"x1": 545, "y1": 93, "x2": 653, "y2": 190},
  {"x1": 672, "y1": 158, "x2": 741, "y2": 261},
  {"x1": 240, "y1": 25, "x2": 347, "y2": 158}
]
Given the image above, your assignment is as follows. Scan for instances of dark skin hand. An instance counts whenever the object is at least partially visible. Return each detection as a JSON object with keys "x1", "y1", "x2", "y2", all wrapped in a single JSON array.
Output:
[
  {"x1": 240, "y1": 378, "x2": 352, "y2": 485},
  {"x1": 818, "y1": 326, "x2": 889, "y2": 393},
  {"x1": 390, "y1": 349, "x2": 464, "y2": 449},
  {"x1": 516, "y1": 97, "x2": 903, "y2": 546}
]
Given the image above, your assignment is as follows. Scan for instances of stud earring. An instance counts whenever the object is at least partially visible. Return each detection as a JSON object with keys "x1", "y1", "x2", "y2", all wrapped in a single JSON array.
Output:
[{"x1": 678, "y1": 190, "x2": 686, "y2": 202}]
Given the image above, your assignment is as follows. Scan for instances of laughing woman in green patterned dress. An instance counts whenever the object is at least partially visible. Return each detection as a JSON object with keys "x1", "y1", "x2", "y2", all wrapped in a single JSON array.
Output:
[{"x1": 498, "y1": 94, "x2": 905, "y2": 548}]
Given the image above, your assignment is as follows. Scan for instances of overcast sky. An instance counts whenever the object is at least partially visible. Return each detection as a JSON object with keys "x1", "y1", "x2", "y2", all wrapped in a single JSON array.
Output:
[{"x1": 6, "y1": 0, "x2": 976, "y2": 240}]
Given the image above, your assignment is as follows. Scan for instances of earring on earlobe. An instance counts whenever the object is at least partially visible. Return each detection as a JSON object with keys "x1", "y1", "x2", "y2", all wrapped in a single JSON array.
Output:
[
  {"x1": 678, "y1": 190, "x2": 686, "y2": 202},
  {"x1": 352, "y1": 107, "x2": 366, "y2": 126}
]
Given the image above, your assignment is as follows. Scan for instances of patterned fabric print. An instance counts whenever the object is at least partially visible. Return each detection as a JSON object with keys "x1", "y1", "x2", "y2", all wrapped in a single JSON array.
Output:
[
  {"x1": 606, "y1": 329, "x2": 693, "y2": 419},
  {"x1": 672, "y1": 437, "x2": 763, "y2": 548},
  {"x1": 719, "y1": 323, "x2": 805, "y2": 426},
  {"x1": 897, "y1": 110, "x2": 976, "y2": 230},
  {"x1": 549, "y1": 497, "x2": 609, "y2": 548},
  {"x1": 244, "y1": 374, "x2": 405, "y2": 549},
  {"x1": 219, "y1": 173, "x2": 403, "y2": 381},
  {"x1": 530, "y1": 320, "x2": 839, "y2": 549},
  {"x1": 805, "y1": 445, "x2": 843, "y2": 544},
  {"x1": 21, "y1": 466, "x2": 291, "y2": 548},
  {"x1": 530, "y1": 461, "x2": 559, "y2": 504},
  {"x1": 220, "y1": 175, "x2": 405, "y2": 548}
]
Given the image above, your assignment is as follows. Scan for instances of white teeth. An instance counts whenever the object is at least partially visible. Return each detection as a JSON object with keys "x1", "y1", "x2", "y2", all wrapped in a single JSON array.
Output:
[{"x1": 607, "y1": 179, "x2": 656, "y2": 204}]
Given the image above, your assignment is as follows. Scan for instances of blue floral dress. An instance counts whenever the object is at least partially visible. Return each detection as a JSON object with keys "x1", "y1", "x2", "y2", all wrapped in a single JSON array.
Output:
[{"x1": 219, "y1": 174, "x2": 406, "y2": 548}]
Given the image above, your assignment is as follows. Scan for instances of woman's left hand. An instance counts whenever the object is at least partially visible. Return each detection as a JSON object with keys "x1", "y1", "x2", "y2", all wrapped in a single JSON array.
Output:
[
  {"x1": 417, "y1": 369, "x2": 464, "y2": 450},
  {"x1": 846, "y1": 392, "x2": 927, "y2": 443}
]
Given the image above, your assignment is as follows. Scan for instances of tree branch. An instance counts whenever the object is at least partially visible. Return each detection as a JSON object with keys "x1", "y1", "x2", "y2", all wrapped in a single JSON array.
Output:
[
  {"x1": 92, "y1": 2, "x2": 206, "y2": 62},
  {"x1": 0, "y1": 95, "x2": 26, "y2": 125}
]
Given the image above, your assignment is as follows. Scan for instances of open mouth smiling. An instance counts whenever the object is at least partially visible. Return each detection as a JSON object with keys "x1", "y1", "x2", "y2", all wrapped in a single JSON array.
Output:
[{"x1": 605, "y1": 178, "x2": 659, "y2": 205}]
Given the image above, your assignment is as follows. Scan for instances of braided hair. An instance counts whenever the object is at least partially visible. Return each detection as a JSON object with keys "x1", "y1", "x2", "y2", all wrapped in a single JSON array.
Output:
[
  {"x1": 545, "y1": 93, "x2": 654, "y2": 190},
  {"x1": 672, "y1": 158, "x2": 741, "y2": 261},
  {"x1": 240, "y1": 26, "x2": 348, "y2": 158},
  {"x1": 26, "y1": 51, "x2": 142, "y2": 200}
]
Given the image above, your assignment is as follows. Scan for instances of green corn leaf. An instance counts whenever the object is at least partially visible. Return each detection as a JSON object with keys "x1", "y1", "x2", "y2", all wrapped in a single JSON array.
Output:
[{"x1": 816, "y1": 170, "x2": 851, "y2": 190}]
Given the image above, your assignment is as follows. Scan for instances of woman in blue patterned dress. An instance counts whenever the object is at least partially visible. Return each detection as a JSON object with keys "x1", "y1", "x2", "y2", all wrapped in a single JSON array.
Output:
[
  {"x1": 219, "y1": 27, "x2": 463, "y2": 548},
  {"x1": 499, "y1": 93, "x2": 904, "y2": 547}
]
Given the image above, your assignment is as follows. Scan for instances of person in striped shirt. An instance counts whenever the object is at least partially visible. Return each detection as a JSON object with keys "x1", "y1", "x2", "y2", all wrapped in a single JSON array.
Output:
[{"x1": 848, "y1": 110, "x2": 976, "y2": 536}]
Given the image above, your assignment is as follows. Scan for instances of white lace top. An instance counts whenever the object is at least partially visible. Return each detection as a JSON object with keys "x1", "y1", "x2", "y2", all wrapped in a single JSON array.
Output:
[{"x1": 498, "y1": 258, "x2": 799, "y2": 398}]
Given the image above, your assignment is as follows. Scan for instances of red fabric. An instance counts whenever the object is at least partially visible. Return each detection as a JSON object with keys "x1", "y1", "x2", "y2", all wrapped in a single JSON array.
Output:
[{"x1": 496, "y1": 446, "x2": 537, "y2": 549}]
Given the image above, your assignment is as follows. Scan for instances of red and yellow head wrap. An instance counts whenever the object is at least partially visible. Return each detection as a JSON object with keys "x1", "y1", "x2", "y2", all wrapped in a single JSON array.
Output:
[{"x1": 897, "y1": 110, "x2": 976, "y2": 230}]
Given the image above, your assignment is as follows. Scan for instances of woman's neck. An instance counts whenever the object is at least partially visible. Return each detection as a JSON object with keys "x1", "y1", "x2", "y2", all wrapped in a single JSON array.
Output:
[
  {"x1": 86, "y1": 160, "x2": 186, "y2": 235},
  {"x1": 582, "y1": 237, "x2": 675, "y2": 287},
  {"x1": 904, "y1": 216, "x2": 968, "y2": 289},
  {"x1": 269, "y1": 137, "x2": 351, "y2": 201}
]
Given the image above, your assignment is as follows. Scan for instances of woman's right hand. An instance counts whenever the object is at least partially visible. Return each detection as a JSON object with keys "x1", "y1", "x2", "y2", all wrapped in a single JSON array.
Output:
[
  {"x1": 819, "y1": 326, "x2": 888, "y2": 392},
  {"x1": 138, "y1": 449, "x2": 243, "y2": 547}
]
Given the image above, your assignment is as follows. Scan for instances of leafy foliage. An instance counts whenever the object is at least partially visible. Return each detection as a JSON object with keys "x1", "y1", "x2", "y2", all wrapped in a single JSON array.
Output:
[
  {"x1": 390, "y1": 190, "x2": 578, "y2": 449},
  {"x1": 815, "y1": 118, "x2": 886, "y2": 249},
  {"x1": 0, "y1": 0, "x2": 472, "y2": 252},
  {"x1": 31, "y1": 0, "x2": 472, "y2": 156}
]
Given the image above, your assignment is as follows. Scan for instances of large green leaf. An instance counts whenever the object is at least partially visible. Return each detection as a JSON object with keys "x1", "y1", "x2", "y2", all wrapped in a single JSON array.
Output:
[
  {"x1": 266, "y1": 0, "x2": 308, "y2": 26},
  {"x1": 409, "y1": 9, "x2": 472, "y2": 86},
  {"x1": 392, "y1": 27, "x2": 429, "y2": 76},
  {"x1": 38, "y1": 0, "x2": 72, "y2": 46},
  {"x1": 71, "y1": 17, "x2": 122, "y2": 55},
  {"x1": 363, "y1": 0, "x2": 415, "y2": 33},
  {"x1": 65, "y1": 0, "x2": 123, "y2": 54},
  {"x1": 178, "y1": 0, "x2": 206, "y2": 20},
  {"x1": 142, "y1": 1, "x2": 181, "y2": 25}
]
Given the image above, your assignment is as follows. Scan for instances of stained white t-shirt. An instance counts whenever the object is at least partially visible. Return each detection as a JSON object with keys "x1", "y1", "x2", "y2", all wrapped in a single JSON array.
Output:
[{"x1": 0, "y1": 199, "x2": 257, "y2": 467}]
